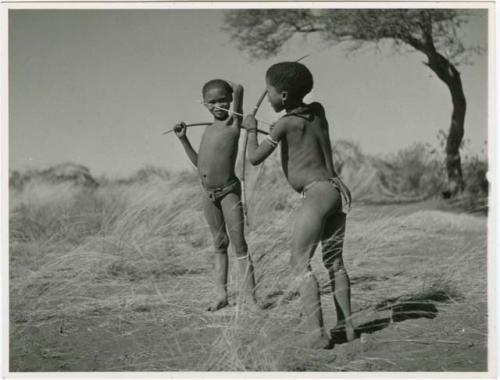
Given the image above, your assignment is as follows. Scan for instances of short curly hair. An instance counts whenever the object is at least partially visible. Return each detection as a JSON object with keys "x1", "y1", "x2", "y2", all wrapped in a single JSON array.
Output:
[
  {"x1": 266, "y1": 62, "x2": 313, "y2": 99},
  {"x1": 202, "y1": 79, "x2": 233, "y2": 98}
]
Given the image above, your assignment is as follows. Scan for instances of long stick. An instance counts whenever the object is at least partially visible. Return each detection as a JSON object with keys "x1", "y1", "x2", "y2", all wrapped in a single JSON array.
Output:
[
  {"x1": 241, "y1": 54, "x2": 310, "y2": 226},
  {"x1": 163, "y1": 122, "x2": 269, "y2": 136},
  {"x1": 162, "y1": 122, "x2": 211, "y2": 135},
  {"x1": 241, "y1": 90, "x2": 267, "y2": 226}
]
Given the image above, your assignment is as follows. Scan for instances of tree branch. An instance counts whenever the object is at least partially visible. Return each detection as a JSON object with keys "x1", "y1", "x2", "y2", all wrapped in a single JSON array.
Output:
[
  {"x1": 420, "y1": 11, "x2": 436, "y2": 53},
  {"x1": 399, "y1": 34, "x2": 424, "y2": 52}
]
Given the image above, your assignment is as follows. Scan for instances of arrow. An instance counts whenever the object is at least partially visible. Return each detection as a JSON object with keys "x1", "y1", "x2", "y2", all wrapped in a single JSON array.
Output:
[{"x1": 163, "y1": 121, "x2": 269, "y2": 136}]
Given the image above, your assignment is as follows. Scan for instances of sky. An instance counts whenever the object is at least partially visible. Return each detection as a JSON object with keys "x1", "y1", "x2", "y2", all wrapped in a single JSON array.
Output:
[{"x1": 9, "y1": 9, "x2": 488, "y2": 177}]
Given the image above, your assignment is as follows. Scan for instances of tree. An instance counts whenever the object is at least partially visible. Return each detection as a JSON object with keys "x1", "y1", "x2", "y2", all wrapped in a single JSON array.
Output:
[{"x1": 223, "y1": 9, "x2": 483, "y2": 197}]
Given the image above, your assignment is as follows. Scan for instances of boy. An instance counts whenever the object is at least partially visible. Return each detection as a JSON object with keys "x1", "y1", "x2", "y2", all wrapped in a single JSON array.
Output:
[
  {"x1": 173, "y1": 79, "x2": 259, "y2": 312},
  {"x1": 242, "y1": 63, "x2": 355, "y2": 348}
]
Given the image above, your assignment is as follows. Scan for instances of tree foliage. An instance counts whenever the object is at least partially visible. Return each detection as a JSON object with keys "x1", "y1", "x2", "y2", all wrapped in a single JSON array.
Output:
[
  {"x1": 223, "y1": 9, "x2": 485, "y2": 196},
  {"x1": 223, "y1": 9, "x2": 480, "y2": 65}
]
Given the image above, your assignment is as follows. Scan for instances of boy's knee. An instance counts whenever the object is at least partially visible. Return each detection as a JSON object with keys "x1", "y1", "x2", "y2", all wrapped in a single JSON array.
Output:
[{"x1": 214, "y1": 234, "x2": 229, "y2": 253}]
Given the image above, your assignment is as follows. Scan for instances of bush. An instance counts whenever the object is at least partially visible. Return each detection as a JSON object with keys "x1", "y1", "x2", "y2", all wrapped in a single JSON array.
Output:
[
  {"x1": 116, "y1": 165, "x2": 171, "y2": 185},
  {"x1": 463, "y1": 156, "x2": 488, "y2": 196},
  {"x1": 384, "y1": 142, "x2": 445, "y2": 198},
  {"x1": 447, "y1": 155, "x2": 488, "y2": 213}
]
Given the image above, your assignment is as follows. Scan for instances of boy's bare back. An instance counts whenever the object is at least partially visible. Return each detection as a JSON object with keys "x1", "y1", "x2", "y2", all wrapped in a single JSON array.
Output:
[
  {"x1": 242, "y1": 61, "x2": 354, "y2": 348},
  {"x1": 272, "y1": 102, "x2": 334, "y2": 193}
]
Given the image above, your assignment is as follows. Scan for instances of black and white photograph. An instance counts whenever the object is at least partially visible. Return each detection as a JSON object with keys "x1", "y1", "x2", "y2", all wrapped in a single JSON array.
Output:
[{"x1": 2, "y1": 2, "x2": 494, "y2": 375}]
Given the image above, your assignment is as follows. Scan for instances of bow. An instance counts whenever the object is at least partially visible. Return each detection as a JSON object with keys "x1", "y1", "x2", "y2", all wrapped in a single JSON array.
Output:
[{"x1": 241, "y1": 90, "x2": 267, "y2": 226}]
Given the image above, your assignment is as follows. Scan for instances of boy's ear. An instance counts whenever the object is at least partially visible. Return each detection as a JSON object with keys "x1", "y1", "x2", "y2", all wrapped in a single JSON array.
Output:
[{"x1": 281, "y1": 91, "x2": 288, "y2": 102}]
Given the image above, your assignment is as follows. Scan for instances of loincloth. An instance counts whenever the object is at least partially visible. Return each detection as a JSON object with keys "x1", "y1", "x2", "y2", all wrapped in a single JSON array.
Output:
[
  {"x1": 301, "y1": 177, "x2": 352, "y2": 214},
  {"x1": 203, "y1": 177, "x2": 241, "y2": 202}
]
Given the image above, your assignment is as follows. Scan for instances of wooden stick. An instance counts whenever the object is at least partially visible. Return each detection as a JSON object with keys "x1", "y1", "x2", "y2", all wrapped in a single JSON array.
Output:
[
  {"x1": 163, "y1": 122, "x2": 269, "y2": 136},
  {"x1": 241, "y1": 89, "x2": 267, "y2": 226},
  {"x1": 162, "y1": 122, "x2": 211, "y2": 135}
]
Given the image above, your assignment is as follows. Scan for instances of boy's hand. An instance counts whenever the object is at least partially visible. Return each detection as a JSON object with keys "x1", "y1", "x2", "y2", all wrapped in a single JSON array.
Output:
[
  {"x1": 242, "y1": 115, "x2": 257, "y2": 132},
  {"x1": 173, "y1": 122, "x2": 187, "y2": 139},
  {"x1": 226, "y1": 80, "x2": 242, "y2": 91}
]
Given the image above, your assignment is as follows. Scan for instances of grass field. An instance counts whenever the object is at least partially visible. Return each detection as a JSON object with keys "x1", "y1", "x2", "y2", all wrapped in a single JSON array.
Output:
[{"x1": 9, "y1": 143, "x2": 488, "y2": 372}]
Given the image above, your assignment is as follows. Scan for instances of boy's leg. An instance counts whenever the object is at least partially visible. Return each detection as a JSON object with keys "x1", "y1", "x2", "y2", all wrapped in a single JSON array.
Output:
[
  {"x1": 321, "y1": 212, "x2": 355, "y2": 342},
  {"x1": 291, "y1": 189, "x2": 333, "y2": 348},
  {"x1": 220, "y1": 191, "x2": 259, "y2": 310},
  {"x1": 202, "y1": 194, "x2": 230, "y2": 311}
]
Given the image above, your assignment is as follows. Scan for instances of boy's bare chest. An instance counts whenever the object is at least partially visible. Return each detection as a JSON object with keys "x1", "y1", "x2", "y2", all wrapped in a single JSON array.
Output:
[{"x1": 199, "y1": 126, "x2": 239, "y2": 153}]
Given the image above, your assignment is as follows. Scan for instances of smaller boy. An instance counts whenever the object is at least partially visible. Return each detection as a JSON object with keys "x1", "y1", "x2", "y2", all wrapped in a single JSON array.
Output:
[
  {"x1": 242, "y1": 63, "x2": 355, "y2": 348},
  {"x1": 173, "y1": 79, "x2": 259, "y2": 312}
]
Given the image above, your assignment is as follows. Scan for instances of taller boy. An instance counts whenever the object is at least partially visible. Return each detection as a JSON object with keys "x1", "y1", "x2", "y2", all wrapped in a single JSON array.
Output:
[
  {"x1": 173, "y1": 80, "x2": 258, "y2": 312},
  {"x1": 243, "y1": 62, "x2": 355, "y2": 348}
]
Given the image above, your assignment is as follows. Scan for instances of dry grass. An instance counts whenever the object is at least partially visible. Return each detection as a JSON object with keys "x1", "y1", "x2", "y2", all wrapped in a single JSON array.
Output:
[
  {"x1": 203, "y1": 204, "x2": 487, "y2": 371},
  {"x1": 9, "y1": 143, "x2": 488, "y2": 372}
]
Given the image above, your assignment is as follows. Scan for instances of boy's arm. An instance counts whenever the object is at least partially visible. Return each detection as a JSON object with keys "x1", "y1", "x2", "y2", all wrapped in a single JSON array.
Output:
[
  {"x1": 174, "y1": 122, "x2": 198, "y2": 167},
  {"x1": 179, "y1": 137, "x2": 198, "y2": 167},
  {"x1": 243, "y1": 116, "x2": 285, "y2": 165},
  {"x1": 227, "y1": 81, "x2": 243, "y2": 126}
]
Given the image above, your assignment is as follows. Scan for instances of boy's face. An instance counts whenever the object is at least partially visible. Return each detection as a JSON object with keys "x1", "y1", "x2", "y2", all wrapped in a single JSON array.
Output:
[
  {"x1": 266, "y1": 80, "x2": 286, "y2": 112},
  {"x1": 203, "y1": 86, "x2": 232, "y2": 120}
]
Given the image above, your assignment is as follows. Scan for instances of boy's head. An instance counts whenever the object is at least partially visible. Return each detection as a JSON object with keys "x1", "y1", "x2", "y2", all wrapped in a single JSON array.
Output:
[
  {"x1": 265, "y1": 62, "x2": 313, "y2": 111},
  {"x1": 202, "y1": 79, "x2": 233, "y2": 120}
]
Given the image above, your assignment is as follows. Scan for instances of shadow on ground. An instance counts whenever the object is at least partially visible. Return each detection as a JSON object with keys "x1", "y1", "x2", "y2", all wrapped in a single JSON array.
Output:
[{"x1": 331, "y1": 299, "x2": 439, "y2": 344}]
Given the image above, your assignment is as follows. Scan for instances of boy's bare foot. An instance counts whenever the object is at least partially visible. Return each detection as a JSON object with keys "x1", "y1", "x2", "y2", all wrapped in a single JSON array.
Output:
[
  {"x1": 298, "y1": 329, "x2": 333, "y2": 349},
  {"x1": 207, "y1": 296, "x2": 229, "y2": 311},
  {"x1": 345, "y1": 323, "x2": 356, "y2": 342}
]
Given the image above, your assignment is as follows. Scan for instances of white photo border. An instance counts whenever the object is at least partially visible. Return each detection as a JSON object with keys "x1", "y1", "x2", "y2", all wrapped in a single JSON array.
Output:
[{"x1": 0, "y1": 2, "x2": 496, "y2": 380}]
